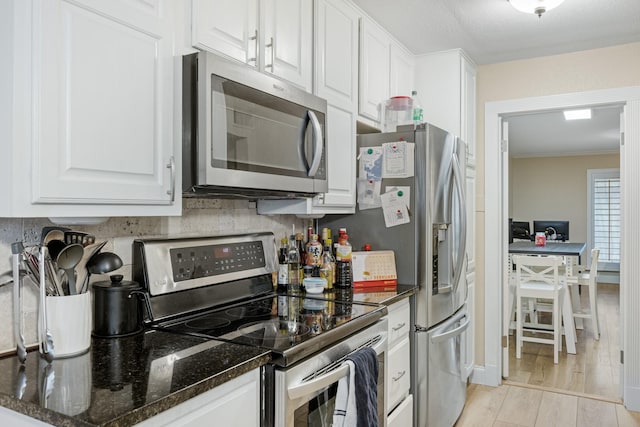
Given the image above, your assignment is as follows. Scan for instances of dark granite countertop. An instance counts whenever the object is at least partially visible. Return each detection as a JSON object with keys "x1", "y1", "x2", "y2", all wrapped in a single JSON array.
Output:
[{"x1": 0, "y1": 330, "x2": 271, "y2": 427}]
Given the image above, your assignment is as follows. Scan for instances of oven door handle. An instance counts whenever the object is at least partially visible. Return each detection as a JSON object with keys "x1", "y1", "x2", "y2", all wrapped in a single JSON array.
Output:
[{"x1": 287, "y1": 336, "x2": 387, "y2": 400}]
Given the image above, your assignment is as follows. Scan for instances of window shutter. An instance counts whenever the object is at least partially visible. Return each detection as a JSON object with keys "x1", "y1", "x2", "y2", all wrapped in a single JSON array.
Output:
[{"x1": 593, "y1": 177, "x2": 620, "y2": 263}]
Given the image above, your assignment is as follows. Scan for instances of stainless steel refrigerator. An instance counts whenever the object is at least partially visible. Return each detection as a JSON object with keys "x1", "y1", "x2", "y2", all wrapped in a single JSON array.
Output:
[{"x1": 320, "y1": 123, "x2": 469, "y2": 427}]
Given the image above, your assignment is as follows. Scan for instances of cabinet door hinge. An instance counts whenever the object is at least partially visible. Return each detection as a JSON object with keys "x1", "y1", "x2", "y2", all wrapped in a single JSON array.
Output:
[
  {"x1": 620, "y1": 131, "x2": 625, "y2": 146},
  {"x1": 502, "y1": 335, "x2": 508, "y2": 348},
  {"x1": 500, "y1": 140, "x2": 508, "y2": 153}
]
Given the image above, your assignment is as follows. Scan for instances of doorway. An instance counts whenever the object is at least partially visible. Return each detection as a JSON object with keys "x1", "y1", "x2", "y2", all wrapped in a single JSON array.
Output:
[
  {"x1": 482, "y1": 86, "x2": 640, "y2": 411},
  {"x1": 504, "y1": 105, "x2": 621, "y2": 401}
]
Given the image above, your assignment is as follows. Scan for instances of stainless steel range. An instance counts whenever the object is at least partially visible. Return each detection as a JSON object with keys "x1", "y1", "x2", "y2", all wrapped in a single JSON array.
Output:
[{"x1": 132, "y1": 232, "x2": 388, "y2": 426}]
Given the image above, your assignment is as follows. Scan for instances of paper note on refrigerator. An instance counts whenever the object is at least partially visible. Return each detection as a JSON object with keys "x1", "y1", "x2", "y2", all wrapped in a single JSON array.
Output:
[
  {"x1": 358, "y1": 146, "x2": 383, "y2": 180},
  {"x1": 384, "y1": 186, "x2": 410, "y2": 214},
  {"x1": 382, "y1": 141, "x2": 414, "y2": 178},
  {"x1": 357, "y1": 179, "x2": 382, "y2": 210},
  {"x1": 380, "y1": 189, "x2": 410, "y2": 228}
]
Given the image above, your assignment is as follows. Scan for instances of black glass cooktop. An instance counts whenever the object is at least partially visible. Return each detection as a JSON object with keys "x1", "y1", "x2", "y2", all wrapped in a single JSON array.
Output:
[{"x1": 152, "y1": 290, "x2": 383, "y2": 366}]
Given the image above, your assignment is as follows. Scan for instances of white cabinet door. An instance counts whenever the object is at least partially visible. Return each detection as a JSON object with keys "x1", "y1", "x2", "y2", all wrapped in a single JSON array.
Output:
[
  {"x1": 358, "y1": 17, "x2": 389, "y2": 122},
  {"x1": 387, "y1": 394, "x2": 413, "y2": 427},
  {"x1": 262, "y1": 0, "x2": 312, "y2": 91},
  {"x1": 30, "y1": 0, "x2": 177, "y2": 207},
  {"x1": 192, "y1": 0, "x2": 259, "y2": 66},
  {"x1": 192, "y1": 0, "x2": 311, "y2": 91},
  {"x1": 387, "y1": 336, "x2": 410, "y2": 413},
  {"x1": 316, "y1": 104, "x2": 357, "y2": 207},
  {"x1": 414, "y1": 49, "x2": 476, "y2": 155},
  {"x1": 314, "y1": 0, "x2": 358, "y2": 110},
  {"x1": 135, "y1": 369, "x2": 260, "y2": 427},
  {"x1": 389, "y1": 42, "x2": 414, "y2": 98}
]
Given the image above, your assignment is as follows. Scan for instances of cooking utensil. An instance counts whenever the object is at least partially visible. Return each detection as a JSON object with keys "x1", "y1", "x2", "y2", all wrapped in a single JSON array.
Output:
[
  {"x1": 12, "y1": 242, "x2": 27, "y2": 363},
  {"x1": 64, "y1": 231, "x2": 88, "y2": 246},
  {"x1": 76, "y1": 241, "x2": 108, "y2": 294},
  {"x1": 38, "y1": 246, "x2": 55, "y2": 362},
  {"x1": 40, "y1": 227, "x2": 70, "y2": 245},
  {"x1": 56, "y1": 243, "x2": 84, "y2": 296},
  {"x1": 87, "y1": 252, "x2": 123, "y2": 275},
  {"x1": 46, "y1": 239, "x2": 66, "y2": 260}
]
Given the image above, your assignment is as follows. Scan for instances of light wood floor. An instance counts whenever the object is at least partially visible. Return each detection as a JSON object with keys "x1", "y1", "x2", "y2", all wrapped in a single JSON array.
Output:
[
  {"x1": 456, "y1": 383, "x2": 640, "y2": 427},
  {"x1": 507, "y1": 282, "x2": 621, "y2": 401},
  {"x1": 455, "y1": 283, "x2": 640, "y2": 427}
]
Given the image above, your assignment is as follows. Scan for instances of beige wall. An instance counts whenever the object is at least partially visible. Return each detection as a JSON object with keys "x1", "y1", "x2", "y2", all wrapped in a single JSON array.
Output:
[
  {"x1": 509, "y1": 154, "x2": 620, "y2": 244},
  {"x1": 474, "y1": 42, "x2": 640, "y2": 365}
]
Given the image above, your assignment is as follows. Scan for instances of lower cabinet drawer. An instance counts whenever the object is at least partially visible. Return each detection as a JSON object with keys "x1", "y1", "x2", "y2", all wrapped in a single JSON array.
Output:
[
  {"x1": 386, "y1": 336, "x2": 410, "y2": 413},
  {"x1": 387, "y1": 394, "x2": 413, "y2": 427}
]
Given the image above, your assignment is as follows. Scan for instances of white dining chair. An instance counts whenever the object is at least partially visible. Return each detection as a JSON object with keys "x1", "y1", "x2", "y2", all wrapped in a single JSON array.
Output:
[
  {"x1": 513, "y1": 254, "x2": 565, "y2": 364},
  {"x1": 566, "y1": 248, "x2": 600, "y2": 340}
]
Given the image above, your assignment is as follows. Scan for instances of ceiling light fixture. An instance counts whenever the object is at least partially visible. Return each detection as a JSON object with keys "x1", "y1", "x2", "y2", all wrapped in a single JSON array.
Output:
[
  {"x1": 563, "y1": 109, "x2": 592, "y2": 120},
  {"x1": 509, "y1": 0, "x2": 566, "y2": 17}
]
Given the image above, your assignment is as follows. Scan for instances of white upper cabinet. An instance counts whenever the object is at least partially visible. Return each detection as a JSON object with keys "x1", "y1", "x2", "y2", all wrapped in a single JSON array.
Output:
[
  {"x1": 192, "y1": 0, "x2": 312, "y2": 91},
  {"x1": 314, "y1": 0, "x2": 359, "y2": 110},
  {"x1": 0, "y1": 0, "x2": 180, "y2": 218},
  {"x1": 358, "y1": 16, "x2": 390, "y2": 123},
  {"x1": 389, "y1": 42, "x2": 415, "y2": 99},
  {"x1": 192, "y1": 0, "x2": 259, "y2": 64},
  {"x1": 414, "y1": 49, "x2": 476, "y2": 164}
]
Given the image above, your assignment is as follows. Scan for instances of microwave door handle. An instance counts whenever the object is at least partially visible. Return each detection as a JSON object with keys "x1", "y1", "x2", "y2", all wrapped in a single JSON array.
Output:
[
  {"x1": 307, "y1": 110, "x2": 323, "y2": 177},
  {"x1": 298, "y1": 113, "x2": 311, "y2": 171}
]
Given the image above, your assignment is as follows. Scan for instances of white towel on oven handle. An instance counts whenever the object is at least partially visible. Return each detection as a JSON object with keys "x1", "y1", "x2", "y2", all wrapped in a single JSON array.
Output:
[{"x1": 332, "y1": 360, "x2": 357, "y2": 427}]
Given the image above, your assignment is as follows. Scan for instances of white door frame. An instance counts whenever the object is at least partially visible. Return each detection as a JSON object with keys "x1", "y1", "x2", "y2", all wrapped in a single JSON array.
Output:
[{"x1": 483, "y1": 86, "x2": 640, "y2": 410}]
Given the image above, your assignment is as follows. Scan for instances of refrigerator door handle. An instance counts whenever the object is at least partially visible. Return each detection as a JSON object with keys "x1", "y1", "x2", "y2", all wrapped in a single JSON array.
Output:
[
  {"x1": 451, "y1": 150, "x2": 467, "y2": 294},
  {"x1": 430, "y1": 315, "x2": 469, "y2": 343}
]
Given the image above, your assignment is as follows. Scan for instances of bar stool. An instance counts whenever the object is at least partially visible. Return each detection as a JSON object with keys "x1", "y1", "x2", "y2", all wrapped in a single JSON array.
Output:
[
  {"x1": 566, "y1": 248, "x2": 600, "y2": 340},
  {"x1": 513, "y1": 254, "x2": 565, "y2": 364}
]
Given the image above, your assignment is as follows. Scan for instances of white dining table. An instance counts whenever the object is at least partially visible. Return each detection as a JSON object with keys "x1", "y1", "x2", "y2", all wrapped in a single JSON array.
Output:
[{"x1": 508, "y1": 241, "x2": 587, "y2": 355}]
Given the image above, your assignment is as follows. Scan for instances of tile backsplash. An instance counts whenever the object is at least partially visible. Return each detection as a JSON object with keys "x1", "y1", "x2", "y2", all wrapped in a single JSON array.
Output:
[{"x1": 0, "y1": 199, "x2": 308, "y2": 354}]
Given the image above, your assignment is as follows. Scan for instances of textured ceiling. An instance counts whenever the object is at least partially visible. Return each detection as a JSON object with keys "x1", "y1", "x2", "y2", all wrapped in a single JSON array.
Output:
[
  {"x1": 506, "y1": 105, "x2": 622, "y2": 158},
  {"x1": 351, "y1": 0, "x2": 640, "y2": 65}
]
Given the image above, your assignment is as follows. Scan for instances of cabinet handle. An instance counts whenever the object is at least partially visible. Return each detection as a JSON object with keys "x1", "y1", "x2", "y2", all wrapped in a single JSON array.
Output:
[
  {"x1": 265, "y1": 37, "x2": 274, "y2": 70},
  {"x1": 392, "y1": 370, "x2": 406, "y2": 382},
  {"x1": 392, "y1": 322, "x2": 406, "y2": 332},
  {"x1": 248, "y1": 29, "x2": 258, "y2": 65},
  {"x1": 166, "y1": 156, "x2": 175, "y2": 203}
]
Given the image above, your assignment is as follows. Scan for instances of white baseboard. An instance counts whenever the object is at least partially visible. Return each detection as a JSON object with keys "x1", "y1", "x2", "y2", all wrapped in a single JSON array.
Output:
[
  {"x1": 470, "y1": 364, "x2": 501, "y2": 387},
  {"x1": 624, "y1": 386, "x2": 640, "y2": 411}
]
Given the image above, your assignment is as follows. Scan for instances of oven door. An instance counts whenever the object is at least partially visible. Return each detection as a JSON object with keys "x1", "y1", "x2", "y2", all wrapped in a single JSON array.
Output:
[
  {"x1": 198, "y1": 52, "x2": 327, "y2": 195},
  {"x1": 272, "y1": 320, "x2": 387, "y2": 427}
]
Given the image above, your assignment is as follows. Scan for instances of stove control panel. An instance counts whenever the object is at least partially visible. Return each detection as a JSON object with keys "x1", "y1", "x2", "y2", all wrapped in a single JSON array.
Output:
[
  {"x1": 132, "y1": 232, "x2": 277, "y2": 299},
  {"x1": 170, "y1": 241, "x2": 266, "y2": 282}
]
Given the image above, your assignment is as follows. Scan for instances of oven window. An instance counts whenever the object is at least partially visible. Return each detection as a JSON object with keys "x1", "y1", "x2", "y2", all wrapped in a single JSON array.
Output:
[
  {"x1": 293, "y1": 384, "x2": 338, "y2": 427},
  {"x1": 289, "y1": 353, "x2": 385, "y2": 427}
]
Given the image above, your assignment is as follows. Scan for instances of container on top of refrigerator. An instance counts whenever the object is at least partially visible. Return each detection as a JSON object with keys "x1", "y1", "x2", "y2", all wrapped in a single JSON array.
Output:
[{"x1": 384, "y1": 96, "x2": 413, "y2": 131}]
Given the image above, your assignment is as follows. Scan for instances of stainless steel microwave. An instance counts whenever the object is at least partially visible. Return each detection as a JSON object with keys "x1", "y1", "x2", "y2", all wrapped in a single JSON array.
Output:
[{"x1": 183, "y1": 52, "x2": 328, "y2": 198}]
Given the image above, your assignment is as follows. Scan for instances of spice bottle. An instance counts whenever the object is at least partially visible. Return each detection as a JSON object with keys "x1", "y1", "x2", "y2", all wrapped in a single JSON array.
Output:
[
  {"x1": 287, "y1": 235, "x2": 301, "y2": 290},
  {"x1": 277, "y1": 236, "x2": 289, "y2": 291}
]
